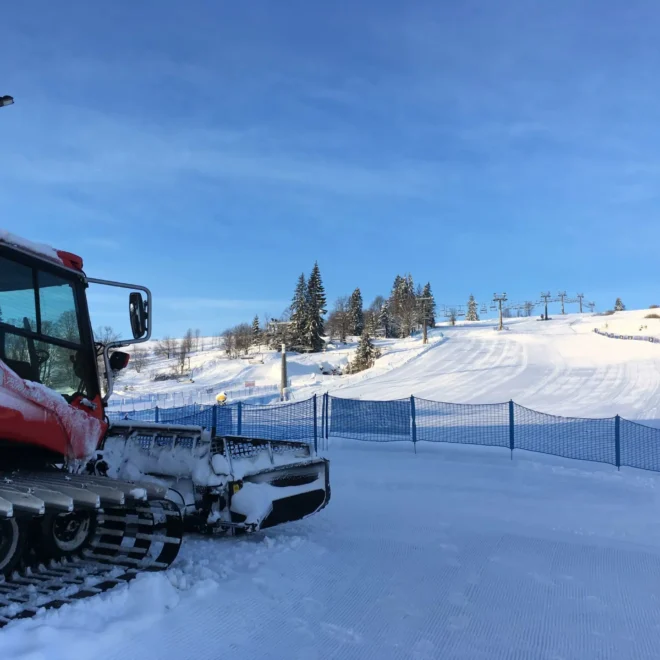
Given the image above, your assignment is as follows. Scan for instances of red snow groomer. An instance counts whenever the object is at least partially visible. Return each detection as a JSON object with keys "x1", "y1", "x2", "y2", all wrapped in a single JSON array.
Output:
[{"x1": 0, "y1": 231, "x2": 329, "y2": 625}]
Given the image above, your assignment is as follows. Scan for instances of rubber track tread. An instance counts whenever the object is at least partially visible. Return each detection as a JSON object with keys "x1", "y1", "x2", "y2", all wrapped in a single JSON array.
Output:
[{"x1": 0, "y1": 499, "x2": 182, "y2": 627}]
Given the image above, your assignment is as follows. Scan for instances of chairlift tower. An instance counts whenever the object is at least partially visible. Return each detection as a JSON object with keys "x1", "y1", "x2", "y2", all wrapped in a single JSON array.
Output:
[
  {"x1": 269, "y1": 320, "x2": 293, "y2": 401},
  {"x1": 493, "y1": 293, "x2": 508, "y2": 331},
  {"x1": 576, "y1": 293, "x2": 585, "y2": 313},
  {"x1": 540, "y1": 292, "x2": 552, "y2": 321},
  {"x1": 558, "y1": 291, "x2": 567, "y2": 315}
]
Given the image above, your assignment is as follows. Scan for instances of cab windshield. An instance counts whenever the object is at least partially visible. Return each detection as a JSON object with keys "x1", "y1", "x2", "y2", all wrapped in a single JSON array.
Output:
[{"x1": 0, "y1": 254, "x2": 96, "y2": 401}]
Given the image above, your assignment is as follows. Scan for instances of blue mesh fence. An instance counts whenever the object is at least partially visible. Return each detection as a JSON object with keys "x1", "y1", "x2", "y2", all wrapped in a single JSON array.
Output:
[
  {"x1": 512, "y1": 404, "x2": 617, "y2": 465},
  {"x1": 107, "y1": 392, "x2": 660, "y2": 474},
  {"x1": 159, "y1": 404, "x2": 215, "y2": 428},
  {"x1": 107, "y1": 408, "x2": 157, "y2": 423},
  {"x1": 107, "y1": 397, "x2": 318, "y2": 445},
  {"x1": 414, "y1": 398, "x2": 509, "y2": 447},
  {"x1": 241, "y1": 398, "x2": 317, "y2": 442},
  {"x1": 328, "y1": 397, "x2": 411, "y2": 442},
  {"x1": 620, "y1": 418, "x2": 660, "y2": 472}
]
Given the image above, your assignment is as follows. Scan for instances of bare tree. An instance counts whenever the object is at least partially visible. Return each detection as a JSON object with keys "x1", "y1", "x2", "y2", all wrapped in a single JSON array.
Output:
[
  {"x1": 131, "y1": 346, "x2": 149, "y2": 373},
  {"x1": 155, "y1": 336, "x2": 177, "y2": 359},
  {"x1": 222, "y1": 327, "x2": 237, "y2": 358},
  {"x1": 448, "y1": 308, "x2": 457, "y2": 326},
  {"x1": 326, "y1": 296, "x2": 350, "y2": 344},
  {"x1": 194, "y1": 328, "x2": 201, "y2": 352},
  {"x1": 222, "y1": 323, "x2": 252, "y2": 358},
  {"x1": 524, "y1": 301, "x2": 535, "y2": 317},
  {"x1": 178, "y1": 329, "x2": 194, "y2": 373},
  {"x1": 95, "y1": 325, "x2": 121, "y2": 344}
]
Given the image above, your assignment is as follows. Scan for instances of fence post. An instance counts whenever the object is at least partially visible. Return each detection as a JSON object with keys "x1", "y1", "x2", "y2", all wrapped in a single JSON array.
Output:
[
  {"x1": 154, "y1": 406, "x2": 159, "y2": 424},
  {"x1": 508, "y1": 400, "x2": 514, "y2": 459},
  {"x1": 237, "y1": 401, "x2": 243, "y2": 436},
  {"x1": 410, "y1": 395, "x2": 417, "y2": 453},
  {"x1": 320, "y1": 393, "x2": 326, "y2": 442},
  {"x1": 313, "y1": 394, "x2": 318, "y2": 453},
  {"x1": 615, "y1": 415, "x2": 621, "y2": 470},
  {"x1": 325, "y1": 393, "x2": 330, "y2": 441},
  {"x1": 211, "y1": 404, "x2": 217, "y2": 437}
]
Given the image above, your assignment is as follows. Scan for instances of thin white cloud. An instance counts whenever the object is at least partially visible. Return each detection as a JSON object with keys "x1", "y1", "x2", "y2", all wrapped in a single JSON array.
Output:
[
  {"x1": 160, "y1": 297, "x2": 288, "y2": 312},
  {"x1": 82, "y1": 237, "x2": 121, "y2": 250}
]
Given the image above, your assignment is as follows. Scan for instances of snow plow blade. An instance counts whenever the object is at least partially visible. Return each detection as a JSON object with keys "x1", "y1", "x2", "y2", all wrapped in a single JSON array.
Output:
[
  {"x1": 229, "y1": 457, "x2": 330, "y2": 532},
  {"x1": 101, "y1": 424, "x2": 330, "y2": 535}
]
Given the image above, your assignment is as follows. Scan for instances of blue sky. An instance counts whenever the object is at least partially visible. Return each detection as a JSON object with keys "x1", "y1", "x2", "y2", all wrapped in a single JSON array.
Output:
[{"x1": 2, "y1": 1, "x2": 659, "y2": 337}]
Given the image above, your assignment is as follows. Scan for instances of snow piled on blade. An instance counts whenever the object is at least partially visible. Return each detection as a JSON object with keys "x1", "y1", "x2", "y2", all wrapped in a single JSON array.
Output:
[
  {"x1": 0, "y1": 228, "x2": 63, "y2": 263},
  {"x1": 0, "y1": 361, "x2": 105, "y2": 459},
  {"x1": 229, "y1": 482, "x2": 273, "y2": 525}
]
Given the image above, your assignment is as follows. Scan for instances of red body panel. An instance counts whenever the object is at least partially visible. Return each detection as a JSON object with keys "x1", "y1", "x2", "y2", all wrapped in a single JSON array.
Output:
[
  {"x1": 0, "y1": 387, "x2": 71, "y2": 454},
  {"x1": 0, "y1": 362, "x2": 107, "y2": 459}
]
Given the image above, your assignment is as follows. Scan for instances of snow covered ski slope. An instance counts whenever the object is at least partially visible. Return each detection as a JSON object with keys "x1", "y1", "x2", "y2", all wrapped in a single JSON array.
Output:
[
  {"x1": 3, "y1": 442, "x2": 660, "y2": 660},
  {"x1": 4, "y1": 310, "x2": 660, "y2": 658},
  {"x1": 333, "y1": 312, "x2": 660, "y2": 422}
]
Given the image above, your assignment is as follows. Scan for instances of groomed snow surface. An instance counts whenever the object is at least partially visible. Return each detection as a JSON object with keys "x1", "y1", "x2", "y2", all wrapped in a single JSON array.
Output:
[{"x1": 4, "y1": 442, "x2": 660, "y2": 660}]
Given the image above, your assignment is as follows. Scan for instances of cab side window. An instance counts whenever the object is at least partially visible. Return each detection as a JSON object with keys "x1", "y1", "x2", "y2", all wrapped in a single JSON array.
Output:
[{"x1": 0, "y1": 256, "x2": 37, "y2": 333}]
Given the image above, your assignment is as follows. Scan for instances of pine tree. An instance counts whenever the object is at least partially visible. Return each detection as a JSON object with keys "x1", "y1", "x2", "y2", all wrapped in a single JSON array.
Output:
[
  {"x1": 379, "y1": 301, "x2": 391, "y2": 338},
  {"x1": 348, "y1": 288, "x2": 364, "y2": 336},
  {"x1": 389, "y1": 274, "x2": 416, "y2": 337},
  {"x1": 367, "y1": 310, "x2": 378, "y2": 336},
  {"x1": 349, "y1": 329, "x2": 380, "y2": 373},
  {"x1": 614, "y1": 298, "x2": 625, "y2": 312},
  {"x1": 305, "y1": 262, "x2": 326, "y2": 352},
  {"x1": 422, "y1": 283, "x2": 436, "y2": 327},
  {"x1": 290, "y1": 273, "x2": 307, "y2": 349},
  {"x1": 251, "y1": 315, "x2": 261, "y2": 346},
  {"x1": 466, "y1": 294, "x2": 479, "y2": 321}
]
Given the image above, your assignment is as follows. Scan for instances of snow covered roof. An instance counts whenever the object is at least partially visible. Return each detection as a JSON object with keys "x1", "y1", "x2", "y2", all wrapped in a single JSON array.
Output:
[
  {"x1": 0, "y1": 229, "x2": 63, "y2": 264},
  {"x1": 0, "y1": 229, "x2": 85, "y2": 271}
]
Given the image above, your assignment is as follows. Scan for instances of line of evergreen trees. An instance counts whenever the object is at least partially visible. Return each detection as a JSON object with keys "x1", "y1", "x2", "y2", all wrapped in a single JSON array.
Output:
[
  {"x1": 223, "y1": 266, "x2": 436, "y2": 356},
  {"x1": 327, "y1": 275, "x2": 436, "y2": 342}
]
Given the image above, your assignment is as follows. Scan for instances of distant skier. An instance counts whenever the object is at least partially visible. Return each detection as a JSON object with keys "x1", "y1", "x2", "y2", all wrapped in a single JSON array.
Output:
[{"x1": 216, "y1": 391, "x2": 227, "y2": 406}]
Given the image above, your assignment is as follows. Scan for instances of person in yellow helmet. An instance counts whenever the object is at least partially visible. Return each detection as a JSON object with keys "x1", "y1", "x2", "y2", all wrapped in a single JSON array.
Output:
[{"x1": 215, "y1": 391, "x2": 227, "y2": 405}]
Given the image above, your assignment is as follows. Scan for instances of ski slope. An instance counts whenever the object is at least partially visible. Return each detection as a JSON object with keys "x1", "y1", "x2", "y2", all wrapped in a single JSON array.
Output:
[
  {"x1": 331, "y1": 312, "x2": 660, "y2": 423},
  {"x1": 4, "y1": 442, "x2": 660, "y2": 660},
  {"x1": 113, "y1": 311, "x2": 660, "y2": 425}
]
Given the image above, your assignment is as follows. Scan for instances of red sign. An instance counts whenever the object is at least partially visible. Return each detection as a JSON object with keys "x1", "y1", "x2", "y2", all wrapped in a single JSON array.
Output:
[{"x1": 244, "y1": 381, "x2": 256, "y2": 388}]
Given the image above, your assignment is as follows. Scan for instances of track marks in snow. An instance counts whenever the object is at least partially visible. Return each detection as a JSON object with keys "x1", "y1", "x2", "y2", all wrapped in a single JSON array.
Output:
[{"x1": 339, "y1": 316, "x2": 660, "y2": 421}]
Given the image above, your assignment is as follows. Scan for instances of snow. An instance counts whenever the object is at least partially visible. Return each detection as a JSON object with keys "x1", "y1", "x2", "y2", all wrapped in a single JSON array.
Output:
[
  {"x1": 0, "y1": 229, "x2": 63, "y2": 264},
  {"x1": 111, "y1": 310, "x2": 660, "y2": 422},
  {"x1": 102, "y1": 431, "x2": 312, "y2": 488},
  {"x1": 587, "y1": 309, "x2": 660, "y2": 340},
  {"x1": 3, "y1": 442, "x2": 660, "y2": 659},
  {"x1": 5, "y1": 309, "x2": 660, "y2": 657},
  {"x1": 108, "y1": 331, "x2": 444, "y2": 409},
  {"x1": 329, "y1": 312, "x2": 660, "y2": 422},
  {"x1": 211, "y1": 452, "x2": 230, "y2": 475},
  {"x1": 229, "y1": 482, "x2": 274, "y2": 525},
  {"x1": 231, "y1": 478, "x2": 324, "y2": 527}
]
